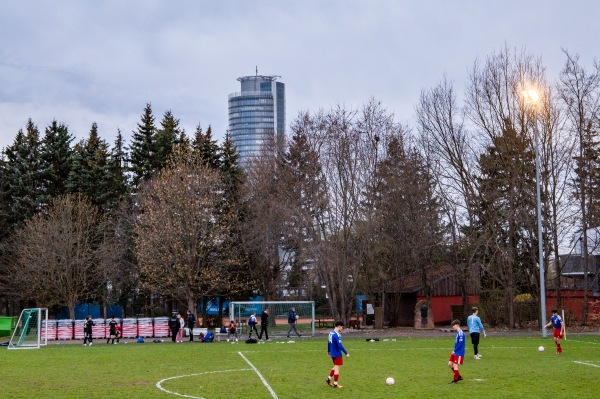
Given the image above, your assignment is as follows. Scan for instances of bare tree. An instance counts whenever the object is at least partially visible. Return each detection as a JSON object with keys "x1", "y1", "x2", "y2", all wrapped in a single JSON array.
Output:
[
  {"x1": 134, "y1": 148, "x2": 243, "y2": 317},
  {"x1": 294, "y1": 100, "x2": 406, "y2": 323},
  {"x1": 242, "y1": 136, "x2": 295, "y2": 300},
  {"x1": 6, "y1": 194, "x2": 109, "y2": 318},
  {"x1": 416, "y1": 77, "x2": 482, "y2": 316},
  {"x1": 558, "y1": 50, "x2": 600, "y2": 322}
]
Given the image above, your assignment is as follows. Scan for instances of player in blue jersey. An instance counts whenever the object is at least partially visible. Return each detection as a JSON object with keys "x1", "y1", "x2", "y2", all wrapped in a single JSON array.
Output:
[
  {"x1": 467, "y1": 307, "x2": 486, "y2": 359},
  {"x1": 544, "y1": 309, "x2": 563, "y2": 354},
  {"x1": 448, "y1": 319, "x2": 465, "y2": 384},
  {"x1": 326, "y1": 321, "x2": 350, "y2": 389}
]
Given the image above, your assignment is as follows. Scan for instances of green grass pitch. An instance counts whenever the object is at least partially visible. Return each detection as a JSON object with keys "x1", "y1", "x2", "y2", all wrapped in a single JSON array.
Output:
[{"x1": 1, "y1": 334, "x2": 599, "y2": 398}]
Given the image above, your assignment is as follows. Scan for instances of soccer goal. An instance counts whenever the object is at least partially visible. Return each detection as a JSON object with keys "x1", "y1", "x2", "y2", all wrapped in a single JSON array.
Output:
[
  {"x1": 7, "y1": 308, "x2": 48, "y2": 350},
  {"x1": 229, "y1": 301, "x2": 315, "y2": 337}
]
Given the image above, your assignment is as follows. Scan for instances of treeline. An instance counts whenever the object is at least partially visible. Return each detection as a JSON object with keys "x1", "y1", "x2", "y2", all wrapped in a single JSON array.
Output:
[{"x1": 2, "y1": 46, "x2": 600, "y2": 327}]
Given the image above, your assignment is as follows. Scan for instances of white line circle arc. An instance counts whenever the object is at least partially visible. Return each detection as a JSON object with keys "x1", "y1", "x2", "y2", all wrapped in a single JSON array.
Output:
[{"x1": 156, "y1": 369, "x2": 252, "y2": 399}]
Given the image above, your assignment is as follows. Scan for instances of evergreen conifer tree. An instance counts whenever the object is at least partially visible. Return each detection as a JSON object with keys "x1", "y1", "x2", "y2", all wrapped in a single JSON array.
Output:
[
  {"x1": 67, "y1": 123, "x2": 112, "y2": 210},
  {"x1": 0, "y1": 119, "x2": 46, "y2": 229},
  {"x1": 192, "y1": 124, "x2": 221, "y2": 169},
  {"x1": 40, "y1": 120, "x2": 74, "y2": 199},
  {"x1": 155, "y1": 110, "x2": 183, "y2": 170},
  {"x1": 129, "y1": 103, "x2": 157, "y2": 187},
  {"x1": 105, "y1": 130, "x2": 130, "y2": 212}
]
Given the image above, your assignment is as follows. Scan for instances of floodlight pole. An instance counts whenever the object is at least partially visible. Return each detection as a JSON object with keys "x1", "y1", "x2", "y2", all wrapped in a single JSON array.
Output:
[{"x1": 531, "y1": 99, "x2": 547, "y2": 338}]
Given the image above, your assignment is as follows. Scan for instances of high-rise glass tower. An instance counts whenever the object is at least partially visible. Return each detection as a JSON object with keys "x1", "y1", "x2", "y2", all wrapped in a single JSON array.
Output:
[{"x1": 228, "y1": 74, "x2": 285, "y2": 165}]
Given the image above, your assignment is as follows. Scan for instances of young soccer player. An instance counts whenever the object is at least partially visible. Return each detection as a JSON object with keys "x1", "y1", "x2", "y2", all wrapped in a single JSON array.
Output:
[
  {"x1": 83, "y1": 316, "x2": 95, "y2": 346},
  {"x1": 107, "y1": 316, "x2": 118, "y2": 344},
  {"x1": 544, "y1": 309, "x2": 563, "y2": 354},
  {"x1": 326, "y1": 321, "x2": 350, "y2": 389},
  {"x1": 467, "y1": 307, "x2": 486, "y2": 359},
  {"x1": 448, "y1": 319, "x2": 465, "y2": 384}
]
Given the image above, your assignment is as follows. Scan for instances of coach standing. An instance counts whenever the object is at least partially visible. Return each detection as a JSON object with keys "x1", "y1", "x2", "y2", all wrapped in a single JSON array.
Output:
[
  {"x1": 187, "y1": 310, "x2": 196, "y2": 342},
  {"x1": 467, "y1": 307, "x2": 486, "y2": 359},
  {"x1": 169, "y1": 312, "x2": 179, "y2": 343},
  {"x1": 258, "y1": 309, "x2": 270, "y2": 341}
]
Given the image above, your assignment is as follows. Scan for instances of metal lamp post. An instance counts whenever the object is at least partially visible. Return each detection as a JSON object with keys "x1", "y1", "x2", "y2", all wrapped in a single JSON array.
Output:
[{"x1": 523, "y1": 88, "x2": 547, "y2": 338}]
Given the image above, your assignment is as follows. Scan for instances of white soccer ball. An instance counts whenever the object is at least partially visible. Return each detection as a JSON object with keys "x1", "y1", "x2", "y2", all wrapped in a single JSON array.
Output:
[
  {"x1": 538, "y1": 346, "x2": 545, "y2": 352},
  {"x1": 386, "y1": 377, "x2": 395, "y2": 386}
]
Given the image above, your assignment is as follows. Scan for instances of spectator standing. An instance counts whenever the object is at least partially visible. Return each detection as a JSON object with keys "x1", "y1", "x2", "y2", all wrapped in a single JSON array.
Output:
[
  {"x1": 187, "y1": 310, "x2": 196, "y2": 342},
  {"x1": 227, "y1": 319, "x2": 239, "y2": 342},
  {"x1": 248, "y1": 312, "x2": 259, "y2": 339},
  {"x1": 467, "y1": 307, "x2": 486, "y2": 359},
  {"x1": 176, "y1": 314, "x2": 184, "y2": 342},
  {"x1": 258, "y1": 309, "x2": 270, "y2": 341},
  {"x1": 287, "y1": 307, "x2": 301, "y2": 338},
  {"x1": 169, "y1": 313, "x2": 179, "y2": 343}
]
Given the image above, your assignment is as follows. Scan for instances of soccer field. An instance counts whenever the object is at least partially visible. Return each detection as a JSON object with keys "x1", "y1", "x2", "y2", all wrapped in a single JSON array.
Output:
[{"x1": 1, "y1": 333, "x2": 599, "y2": 398}]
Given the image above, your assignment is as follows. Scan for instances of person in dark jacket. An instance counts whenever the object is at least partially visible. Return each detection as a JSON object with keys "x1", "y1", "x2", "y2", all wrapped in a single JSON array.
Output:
[
  {"x1": 169, "y1": 313, "x2": 179, "y2": 343},
  {"x1": 287, "y1": 307, "x2": 301, "y2": 338},
  {"x1": 187, "y1": 310, "x2": 196, "y2": 342},
  {"x1": 258, "y1": 309, "x2": 270, "y2": 341},
  {"x1": 83, "y1": 316, "x2": 95, "y2": 346},
  {"x1": 107, "y1": 316, "x2": 118, "y2": 344}
]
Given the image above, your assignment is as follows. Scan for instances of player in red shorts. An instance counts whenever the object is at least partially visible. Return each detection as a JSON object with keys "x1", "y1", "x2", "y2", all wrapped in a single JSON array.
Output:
[
  {"x1": 448, "y1": 319, "x2": 465, "y2": 384},
  {"x1": 326, "y1": 321, "x2": 350, "y2": 389},
  {"x1": 544, "y1": 309, "x2": 563, "y2": 354}
]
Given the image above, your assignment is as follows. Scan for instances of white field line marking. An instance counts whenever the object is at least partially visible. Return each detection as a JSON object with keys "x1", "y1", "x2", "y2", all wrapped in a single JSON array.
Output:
[
  {"x1": 573, "y1": 361, "x2": 600, "y2": 368},
  {"x1": 241, "y1": 345, "x2": 535, "y2": 354},
  {"x1": 156, "y1": 369, "x2": 251, "y2": 399},
  {"x1": 568, "y1": 339, "x2": 600, "y2": 345},
  {"x1": 238, "y1": 351, "x2": 279, "y2": 399}
]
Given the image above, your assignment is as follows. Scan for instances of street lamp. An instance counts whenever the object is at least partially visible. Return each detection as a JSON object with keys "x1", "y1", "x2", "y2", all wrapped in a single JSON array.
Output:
[{"x1": 523, "y1": 88, "x2": 547, "y2": 338}]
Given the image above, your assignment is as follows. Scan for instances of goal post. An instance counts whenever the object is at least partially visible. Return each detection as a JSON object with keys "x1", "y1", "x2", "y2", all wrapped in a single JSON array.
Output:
[
  {"x1": 229, "y1": 301, "x2": 315, "y2": 337},
  {"x1": 7, "y1": 308, "x2": 48, "y2": 350}
]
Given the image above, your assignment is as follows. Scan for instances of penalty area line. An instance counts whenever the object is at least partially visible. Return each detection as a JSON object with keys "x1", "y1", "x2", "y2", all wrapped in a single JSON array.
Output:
[{"x1": 238, "y1": 351, "x2": 279, "y2": 399}]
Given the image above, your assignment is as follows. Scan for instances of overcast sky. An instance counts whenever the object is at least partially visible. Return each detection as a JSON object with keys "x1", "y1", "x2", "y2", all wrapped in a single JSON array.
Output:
[{"x1": 1, "y1": 1, "x2": 598, "y2": 151}]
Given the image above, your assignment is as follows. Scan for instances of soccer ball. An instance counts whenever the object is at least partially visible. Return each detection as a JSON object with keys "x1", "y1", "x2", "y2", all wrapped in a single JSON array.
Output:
[
  {"x1": 538, "y1": 346, "x2": 545, "y2": 352},
  {"x1": 386, "y1": 377, "x2": 395, "y2": 386}
]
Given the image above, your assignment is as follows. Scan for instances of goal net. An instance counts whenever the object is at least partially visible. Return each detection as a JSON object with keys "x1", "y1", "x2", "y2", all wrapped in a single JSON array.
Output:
[
  {"x1": 229, "y1": 301, "x2": 315, "y2": 337},
  {"x1": 8, "y1": 308, "x2": 48, "y2": 350}
]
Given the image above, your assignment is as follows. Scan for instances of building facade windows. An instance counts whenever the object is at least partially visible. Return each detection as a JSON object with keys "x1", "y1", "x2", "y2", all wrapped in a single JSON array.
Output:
[{"x1": 228, "y1": 74, "x2": 285, "y2": 166}]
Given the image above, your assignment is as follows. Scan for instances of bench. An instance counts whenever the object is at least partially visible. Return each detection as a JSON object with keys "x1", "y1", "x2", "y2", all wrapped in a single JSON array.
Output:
[
  {"x1": 184, "y1": 327, "x2": 207, "y2": 339},
  {"x1": 316, "y1": 318, "x2": 335, "y2": 328}
]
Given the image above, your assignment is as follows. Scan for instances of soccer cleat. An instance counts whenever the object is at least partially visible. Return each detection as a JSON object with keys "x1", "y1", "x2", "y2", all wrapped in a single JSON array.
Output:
[
  {"x1": 89, "y1": 342, "x2": 93, "y2": 346},
  {"x1": 448, "y1": 380, "x2": 458, "y2": 384},
  {"x1": 326, "y1": 379, "x2": 333, "y2": 387},
  {"x1": 474, "y1": 355, "x2": 479, "y2": 360},
  {"x1": 333, "y1": 384, "x2": 343, "y2": 388},
  {"x1": 83, "y1": 344, "x2": 87, "y2": 346},
  {"x1": 458, "y1": 376, "x2": 463, "y2": 381}
]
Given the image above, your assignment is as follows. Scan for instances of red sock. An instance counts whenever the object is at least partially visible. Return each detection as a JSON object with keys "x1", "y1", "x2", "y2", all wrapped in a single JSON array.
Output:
[
  {"x1": 329, "y1": 370, "x2": 335, "y2": 377},
  {"x1": 334, "y1": 375, "x2": 339, "y2": 383},
  {"x1": 453, "y1": 370, "x2": 459, "y2": 381}
]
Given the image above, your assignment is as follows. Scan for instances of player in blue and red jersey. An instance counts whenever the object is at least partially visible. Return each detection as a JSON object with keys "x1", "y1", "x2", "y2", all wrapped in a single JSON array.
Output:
[
  {"x1": 326, "y1": 321, "x2": 350, "y2": 389},
  {"x1": 448, "y1": 319, "x2": 465, "y2": 384},
  {"x1": 544, "y1": 309, "x2": 563, "y2": 354}
]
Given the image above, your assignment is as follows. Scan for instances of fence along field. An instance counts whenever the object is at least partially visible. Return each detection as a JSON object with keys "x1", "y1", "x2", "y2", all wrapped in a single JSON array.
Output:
[{"x1": 1, "y1": 333, "x2": 599, "y2": 398}]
